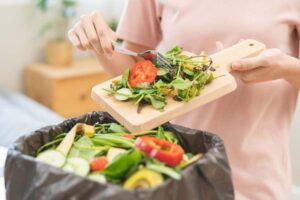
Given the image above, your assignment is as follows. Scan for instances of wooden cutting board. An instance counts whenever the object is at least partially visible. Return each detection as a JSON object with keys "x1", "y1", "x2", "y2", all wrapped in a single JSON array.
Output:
[{"x1": 91, "y1": 39, "x2": 266, "y2": 132}]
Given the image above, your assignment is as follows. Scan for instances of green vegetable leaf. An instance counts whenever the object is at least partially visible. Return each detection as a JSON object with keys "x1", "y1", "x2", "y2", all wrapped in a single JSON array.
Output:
[
  {"x1": 144, "y1": 94, "x2": 166, "y2": 110},
  {"x1": 163, "y1": 131, "x2": 179, "y2": 143},
  {"x1": 146, "y1": 163, "x2": 181, "y2": 180},
  {"x1": 157, "y1": 126, "x2": 164, "y2": 139},
  {"x1": 136, "y1": 82, "x2": 151, "y2": 89},
  {"x1": 76, "y1": 136, "x2": 93, "y2": 146},
  {"x1": 157, "y1": 69, "x2": 168, "y2": 76},
  {"x1": 207, "y1": 73, "x2": 214, "y2": 83},
  {"x1": 102, "y1": 149, "x2": 142, "y2": 179},
  {"x1": 121, "y1": 68, "x2": 130, "y2": 88},
  {"x1": 136, "y1": 88, "x2": 156, "y2": 95},
  {"x1": 92, "y1": 134, "x2": 134, "y2": 149},
  {"x1": 154, "y1": 80, "x2": 168, "y2": 89},
  {"x1": 171, "y1": 77, "x2": 192, "y2": 90},
  {"x1": 108, "y1": 123, "x2": 128, "y2": 133},
  {"x1": 68, "y1": 136, "x2": 103, "y2": 162},
  {"x1": 183, "y1": 68, "x2": 194, "y2": 76},
  {"x1": 165, "y1": 46, "x2": 183, "y2": 57},
  {"x1": 114, "y1": 88, "x2": 133, "y2": 101}
]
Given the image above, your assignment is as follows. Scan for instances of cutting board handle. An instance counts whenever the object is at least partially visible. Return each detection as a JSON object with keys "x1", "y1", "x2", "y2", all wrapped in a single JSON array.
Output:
[{"x1": 211, "y1": 39, "x2": 266, "y2": 72}]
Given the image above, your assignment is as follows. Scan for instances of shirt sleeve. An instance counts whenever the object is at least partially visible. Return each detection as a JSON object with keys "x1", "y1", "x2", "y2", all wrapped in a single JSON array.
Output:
[{"x1": 116, "y1": 0, "x2": 162, "y2": 49}]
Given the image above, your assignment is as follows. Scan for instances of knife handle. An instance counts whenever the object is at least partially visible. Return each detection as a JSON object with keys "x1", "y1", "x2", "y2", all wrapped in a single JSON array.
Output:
[{"x1": 211, "y1": 39, "x2": 266, "y2": 72}]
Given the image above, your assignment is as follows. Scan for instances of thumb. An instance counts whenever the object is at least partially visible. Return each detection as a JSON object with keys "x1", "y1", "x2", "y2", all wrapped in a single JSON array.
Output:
[{"x1": 231, "y1": 56, "x2": 262, "y2": 71}]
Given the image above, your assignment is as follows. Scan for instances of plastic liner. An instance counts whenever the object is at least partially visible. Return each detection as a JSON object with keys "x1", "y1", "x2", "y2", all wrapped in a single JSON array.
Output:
[{"x1": 4, "y1": 112, "x2": 234, "y2": 200}]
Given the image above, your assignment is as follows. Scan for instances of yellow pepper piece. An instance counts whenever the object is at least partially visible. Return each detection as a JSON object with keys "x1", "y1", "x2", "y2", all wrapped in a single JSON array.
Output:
[{"x1": 84, "y1": 124, "x2": 95, "y2": 138}]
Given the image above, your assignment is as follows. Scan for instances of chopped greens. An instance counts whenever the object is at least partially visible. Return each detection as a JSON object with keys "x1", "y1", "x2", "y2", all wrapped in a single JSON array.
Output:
[
  {"x1": 35, "y1": 122, "x2": 203, "y2": 190},
  {"x1": 106, "y1": 46, "x2": 216, "y2": 111}
]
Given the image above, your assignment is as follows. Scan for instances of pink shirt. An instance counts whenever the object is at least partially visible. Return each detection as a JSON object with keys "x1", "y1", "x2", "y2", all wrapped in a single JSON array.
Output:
[{"x1": 117, "y1": 0, "x2": 300, "y2": 199}]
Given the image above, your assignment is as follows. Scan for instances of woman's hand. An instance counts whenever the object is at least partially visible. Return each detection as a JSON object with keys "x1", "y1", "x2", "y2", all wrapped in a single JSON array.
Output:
[
  {"x1": 231, "y1": 48, "x2": 300, "y2": 89},
  {"x1": 68, "y1": 11, "x2": 117, "y2": 57}
]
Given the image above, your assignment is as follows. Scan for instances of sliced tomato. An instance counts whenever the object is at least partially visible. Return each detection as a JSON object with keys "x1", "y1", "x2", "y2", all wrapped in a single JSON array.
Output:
[
  {"x1": 128, "y1": 60, "x2": 158, "y2": 87},
  {"x1": 90, "y1": 157, "x2": 108, "y2": 172},
  {"x1": 134, "y1": 136, "x2": 184, "y2": 166}
]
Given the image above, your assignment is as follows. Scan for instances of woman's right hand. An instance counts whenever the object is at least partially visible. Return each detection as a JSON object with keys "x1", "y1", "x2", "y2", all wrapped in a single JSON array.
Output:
[{"x1": 68, "y1": 10, "x2": 117, "y2": 57}]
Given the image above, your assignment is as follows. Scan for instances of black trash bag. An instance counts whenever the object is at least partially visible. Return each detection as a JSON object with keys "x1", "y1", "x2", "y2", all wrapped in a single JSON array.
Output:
[{"x1": 4, "y1": 112, "x2": 234, "y2": 200}]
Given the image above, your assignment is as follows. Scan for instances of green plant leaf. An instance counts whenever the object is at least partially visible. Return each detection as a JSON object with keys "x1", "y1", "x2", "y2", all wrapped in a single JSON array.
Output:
[
  {"x1": 157, "y1": 68, "x2": 168, "y2": 76},
  {"x1": 108, "y1": 123, "x2": 128, "y2": 133},
  {"x1": 146, "y1": 163, "x2": 181, "y2": 180},
  {"x1": 62, "y1": 0, "x2": 76, "y2": 7},
  {"x1": 121, "y1": 68, "x2": 130, "y2": 88},
  {"x1": 136, "y1": 82, "x2": 151, "y2": 89},
  {"x1": 101, "y1": 149, "x2": 142, "y2": 179},
  {"x1": 68, "y1": 136, "x2": 103, "y2": 162},
  {"x1": 165, "y1": 46, "x2": 183, "y2": 57},
  {"x1": 154, "y1": 80, "x2": 169, "y2": 91},
  {"x1": 144, "y1": 94, "x2": 166, "y2": 110},
  {"x1": 36, "y1": 0, "x2": 49, "y2": 12},
  {"x1": 183, "y1": 68, "x2": 194, "y2": 76},
  {"x1": 163, "y1": 131, "x2": 179, "y2": 143},
  {"x1": 171, "y1": 77, "x2": 192, "y2": 90}
]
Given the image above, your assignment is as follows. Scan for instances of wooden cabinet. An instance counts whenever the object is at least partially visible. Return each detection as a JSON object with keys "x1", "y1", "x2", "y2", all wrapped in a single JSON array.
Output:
[{"x1": 24, "y1": 58, "x2": 111, "y2": 118}]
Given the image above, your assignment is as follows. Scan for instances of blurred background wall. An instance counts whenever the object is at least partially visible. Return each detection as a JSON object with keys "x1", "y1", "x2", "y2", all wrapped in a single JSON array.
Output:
[
  {"x1": 0, "y1": 0, "x2": 125, "y2": 91},
  {"x1": 0, "y1": 0, "x2": 299, "y2": 188},
  {"x1": 291, "y1": 112, "x2": 300, "y2": 186}
]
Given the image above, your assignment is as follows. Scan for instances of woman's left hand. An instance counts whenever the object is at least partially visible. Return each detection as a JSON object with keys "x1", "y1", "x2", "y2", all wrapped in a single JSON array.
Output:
[
  {"x1": 232, "y1": 49, "x2": 292, "y2": 83},
  {"x1": 231, "y1": 48, "x2": 300, "y2": 89}
]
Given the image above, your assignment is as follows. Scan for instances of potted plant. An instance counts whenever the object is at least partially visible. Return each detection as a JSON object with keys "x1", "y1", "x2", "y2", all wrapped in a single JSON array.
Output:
[{"x1": 36, "y1": 0, "x2": 77, "y2": 66}]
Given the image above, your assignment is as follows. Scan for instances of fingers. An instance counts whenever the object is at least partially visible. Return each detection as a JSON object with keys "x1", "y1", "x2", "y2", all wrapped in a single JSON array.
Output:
[
  {"x1": 231, "y1": 56, "x2": 264, "y2": 71},
  {"x1": 235, "y1": 70, "x2": 258, "y2": 84},
  {"x1": 235, "y1": 67, "x2": 271, "y2": 84},
  {"x1": 81, "y1": 15, "x2": 103, "y2": 54},
  {"x1": 214, "y1": 38, "x2": 262, "y2": 72},
  {"x1": 68, "y1": 30, "x2": 84, "y2": 50},
  {"x1": 92, "y1": 12, "x2": 114, "y2": 56},
  {"x1": 68, "y1": 10, "x2": 117, "y2": 57},
  {"x1": 75, "y1": 27, "x2": 93, "y2": 50}
]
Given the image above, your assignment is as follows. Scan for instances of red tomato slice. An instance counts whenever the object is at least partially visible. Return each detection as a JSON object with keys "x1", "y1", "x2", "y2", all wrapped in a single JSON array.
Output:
[
  {"x1": 90, "y1": 157, "x2": 108, "y2": 172},
  {"x1": 128, "y1": 60, "x2": 158, "y2": 87},
  {"x1": 134, "y1": 136, "x2": 184, "y2": 166}
]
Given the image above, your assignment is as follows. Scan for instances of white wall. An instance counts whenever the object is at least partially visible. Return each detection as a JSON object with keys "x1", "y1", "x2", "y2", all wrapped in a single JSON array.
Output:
[
  {"x1": 291, "y1": 103, "x2": 300, "y2": 185},
  {"x1": 0, "y1": 0, "x2": 299, "y2": 186},
  {"x1": 0, "y1": 0, "x2": 125, "y2": 91},
  {"x1": 0, "y1": 2, "x2": 43, "y2": 91}
]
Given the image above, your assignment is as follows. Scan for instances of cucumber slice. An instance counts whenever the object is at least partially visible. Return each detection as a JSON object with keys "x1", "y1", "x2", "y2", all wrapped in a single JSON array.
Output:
[
  {"x1": 88, "y1": 174, "x2": 106, "y2": 184},
  {"x1": 66, "y1": 157, "x2": 90, "y2": 176},
  {"x1": 36, "y1": 150, "x2": 66, "y2": 168},
  {"x1": 115, "y1": 88, "x2": 132, "y2": 101},
  {"x1": 62, "y1": 163, "x2": 75, "y2": 173}
]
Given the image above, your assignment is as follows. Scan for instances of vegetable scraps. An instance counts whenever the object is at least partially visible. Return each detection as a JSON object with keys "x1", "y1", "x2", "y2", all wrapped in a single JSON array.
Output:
[
  {"x1": 135, "y1": 136, "x2": 184, "y2": 167},
  {"x1": 106, "y1": 46, "x2": 216, "y2": 111},
  {"x1": 35, "y1": 122, "x2": 203, "y2": 189},
  {"x1": 128, "y1": 60, "x2": 158, "y2": 87}
]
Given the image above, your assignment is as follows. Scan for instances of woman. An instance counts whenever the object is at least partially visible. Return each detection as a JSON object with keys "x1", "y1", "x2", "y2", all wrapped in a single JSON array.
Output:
[{"x1": 68, "y1": 0, "x2": 300, "y2": 199}]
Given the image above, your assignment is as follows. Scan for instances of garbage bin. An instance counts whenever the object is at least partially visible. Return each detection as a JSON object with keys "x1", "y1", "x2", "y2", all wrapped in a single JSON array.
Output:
[{"x1": 4, "y1": 112, "x2": 234, "y2": 200}]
